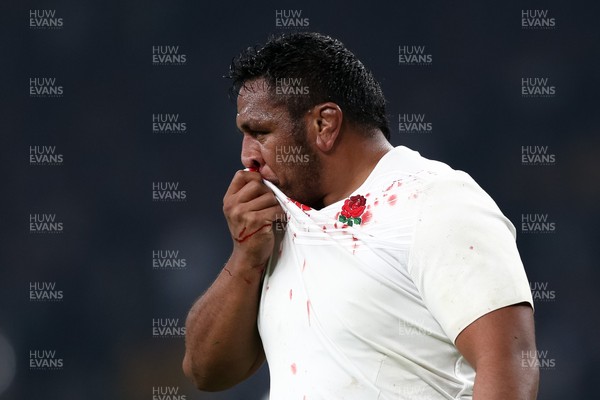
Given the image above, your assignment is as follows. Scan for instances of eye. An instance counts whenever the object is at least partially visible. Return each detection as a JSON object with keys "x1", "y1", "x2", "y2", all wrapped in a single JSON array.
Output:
[
  {"x1": 237, "y1": 128, "x2": 267, "y2": 136},
  {"x1": 249, "y1": 130, "x2": 269, "y2": 139},
  {"x1": 237, "y1": 126, "x2": 270, "y2": 139}
]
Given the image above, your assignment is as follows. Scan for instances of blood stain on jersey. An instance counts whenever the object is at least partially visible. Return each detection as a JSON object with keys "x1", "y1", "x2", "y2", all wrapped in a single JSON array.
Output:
[
  {"x1": 289, "y1": 198, "x2": 312, "y2": 212},
  {"x1": 362, "y1": 210, "x2": 372, "y2": 224},
  {"x1": 388, "y1": 194, "x2": 398, "y2": 206},
  {"x1": 289, "y1": 289, "x2": 293, "y2": 300},
  {"x1": 291, "y1": 363, "x2": 297, "y2": 375},
  {"x1": 306, "y1": 300, "x2": 312, "y2": 326}
]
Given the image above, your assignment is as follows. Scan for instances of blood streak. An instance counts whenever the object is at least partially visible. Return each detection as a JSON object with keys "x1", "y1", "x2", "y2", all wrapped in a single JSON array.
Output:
[
  {"x1": 291, "y1": 363, "x2": 297, "y2": 375},
  {"x1": 235, "y1": 224, "x2": 272, "y2": 243},
  {"x1": 388, "y1": 194, "x2": 397, "y2": 206},
  {"x1": 362, "y1": 210, "x2": 372, "y2": 224},
  {"x1": 289, "y1": 289, "x2": 293, "y2": 300},
  {"x1": 302, "y1": 259, "x2": 306, "y2": 272},
  {"x1": 307, "y1": 300, "x2": 311, "y2": 326}
]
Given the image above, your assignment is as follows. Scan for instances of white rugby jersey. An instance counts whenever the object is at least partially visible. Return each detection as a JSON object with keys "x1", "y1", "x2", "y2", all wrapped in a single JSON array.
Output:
[{"x1": 258, "y1": 146, "x2": 533, "y2": 400}]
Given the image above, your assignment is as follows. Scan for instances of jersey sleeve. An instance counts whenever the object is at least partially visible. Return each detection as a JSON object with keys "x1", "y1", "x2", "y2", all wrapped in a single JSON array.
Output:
[{"x1": 407, "y1": 170, "x2": 533, "y2": 343}]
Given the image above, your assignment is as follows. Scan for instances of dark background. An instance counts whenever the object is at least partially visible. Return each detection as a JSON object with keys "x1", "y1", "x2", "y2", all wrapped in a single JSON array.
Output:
[{"x1": 1, "y1": 1, "x2": 599, "y2": 399}]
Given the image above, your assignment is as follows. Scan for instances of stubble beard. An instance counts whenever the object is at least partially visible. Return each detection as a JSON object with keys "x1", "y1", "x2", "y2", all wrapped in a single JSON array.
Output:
[{"x1": 278, "y1": 121, "x2": 323, "y2": 209}]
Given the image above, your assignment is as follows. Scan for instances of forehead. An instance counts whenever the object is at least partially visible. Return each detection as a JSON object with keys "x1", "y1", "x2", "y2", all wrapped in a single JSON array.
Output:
[{"x1": 236, "y1": 79, "x2": 286, "y2": 126}]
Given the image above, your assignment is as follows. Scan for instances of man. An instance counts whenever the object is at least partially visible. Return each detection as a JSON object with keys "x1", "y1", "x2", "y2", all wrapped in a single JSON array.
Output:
[{"x1": 183, "y1": 32, "x2": 539, "y2": 399}]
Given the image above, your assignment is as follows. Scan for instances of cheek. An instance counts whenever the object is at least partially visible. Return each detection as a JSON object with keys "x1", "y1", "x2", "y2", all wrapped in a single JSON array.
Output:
[{"x1": 260, "y1": 143, "x2": 277, "y2": 169}]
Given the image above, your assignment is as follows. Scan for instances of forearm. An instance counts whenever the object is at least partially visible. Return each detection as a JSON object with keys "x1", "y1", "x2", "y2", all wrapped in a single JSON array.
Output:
[{"x1": 183, "y1": 252, "x2": 265, "y2": 390}]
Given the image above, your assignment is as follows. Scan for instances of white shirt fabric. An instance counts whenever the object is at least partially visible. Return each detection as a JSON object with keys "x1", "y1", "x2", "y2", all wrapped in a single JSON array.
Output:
[{"x1": 258, "y1": 146, "x2": 533, "y2": 400}]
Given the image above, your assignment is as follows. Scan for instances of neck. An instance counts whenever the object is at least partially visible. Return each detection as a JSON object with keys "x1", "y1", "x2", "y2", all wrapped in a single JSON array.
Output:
[{"x1": 320, "y1": 132, "x2": 393, "y2": 207}]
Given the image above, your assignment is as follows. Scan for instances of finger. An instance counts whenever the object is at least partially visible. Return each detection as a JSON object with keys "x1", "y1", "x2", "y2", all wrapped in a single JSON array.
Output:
[
  {"x1": 224, "y1": 170, "x2": 263, "y2": 198},
  {"x1": 252, "y1": 203, "x2": 285, "y2": 224},
  {"x1": 243, "y1": 191, "x2": 280, "y2": 212},
  {"x1": 228, "y1": 200, "x2": 283, "y2": 227},
  {"x1": 232, "y1": 179, "x2": 273, "y2": 205}
]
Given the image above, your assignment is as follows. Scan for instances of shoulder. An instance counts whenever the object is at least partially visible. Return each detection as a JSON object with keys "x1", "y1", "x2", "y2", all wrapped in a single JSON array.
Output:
[{"x1": 367, "y1": 146, "x2": 496, "y2": 216}]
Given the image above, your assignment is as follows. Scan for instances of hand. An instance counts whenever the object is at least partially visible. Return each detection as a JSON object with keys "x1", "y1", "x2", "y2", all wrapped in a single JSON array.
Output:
[{"x1": 223, "y1": 170, "x2": 283, "y2": 268}]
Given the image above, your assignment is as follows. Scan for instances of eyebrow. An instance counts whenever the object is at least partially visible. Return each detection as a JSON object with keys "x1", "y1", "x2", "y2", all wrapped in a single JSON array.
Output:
[{"x1": 237, "y1": 112, "x2": 276, "y2": 132}]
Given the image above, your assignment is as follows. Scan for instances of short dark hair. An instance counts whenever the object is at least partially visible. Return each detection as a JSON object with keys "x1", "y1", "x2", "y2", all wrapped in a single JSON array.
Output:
[{"x1": 228, "y1": 32, "x2": 390, "y2": 140}]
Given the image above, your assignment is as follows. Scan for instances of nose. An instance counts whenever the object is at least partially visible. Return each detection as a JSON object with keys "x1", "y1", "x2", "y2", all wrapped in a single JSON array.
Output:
[{"x1": 241, "y1": 134, "x2": 263, "y2": 170}]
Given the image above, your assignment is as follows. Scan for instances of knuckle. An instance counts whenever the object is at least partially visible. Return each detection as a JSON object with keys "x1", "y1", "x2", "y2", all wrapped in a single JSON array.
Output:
[
  {"x1": 222, "y1": 197, "x2": 234, "y2": 213},
  {"x1": 228, "y1": 204, "x2": 246, "y2": 220},
  {"x1": 245, "y1": 180, "x2": 261, "y2": 193}
]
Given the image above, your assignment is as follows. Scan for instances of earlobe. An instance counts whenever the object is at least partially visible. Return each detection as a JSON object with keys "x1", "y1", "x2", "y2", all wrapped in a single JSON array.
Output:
[{"x1": 314, "y1": 103, "x2": 342, "y2": 152}]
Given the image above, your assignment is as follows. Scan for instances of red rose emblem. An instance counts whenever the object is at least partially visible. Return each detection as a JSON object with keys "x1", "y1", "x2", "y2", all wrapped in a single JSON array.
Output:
[
  {"x1": 338, "y1": 195, "x2": 367, "y2": 226},
  {"x1": 341, "y1": 195, "x2": 367, "y2": 218}
]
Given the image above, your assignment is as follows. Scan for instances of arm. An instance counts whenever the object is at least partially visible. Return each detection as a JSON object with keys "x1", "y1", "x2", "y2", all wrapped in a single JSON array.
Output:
[
  {"x1": 182, "y1": 170, "x2": 282, "y2": 391},
  {"x1": 455, "y1": 303, "x2": 539, "y2": 400}
]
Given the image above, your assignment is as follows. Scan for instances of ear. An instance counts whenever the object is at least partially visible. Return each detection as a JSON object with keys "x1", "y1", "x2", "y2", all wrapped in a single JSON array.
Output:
[{"x1": 310, "y1": 102, "x2": 343, "y2": 152}]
